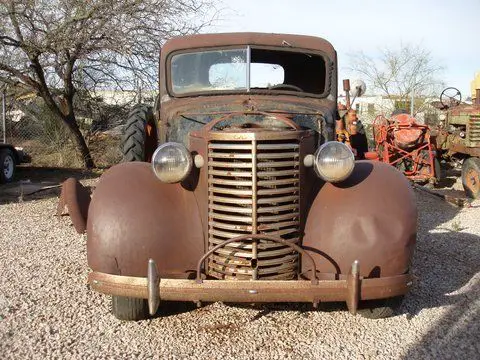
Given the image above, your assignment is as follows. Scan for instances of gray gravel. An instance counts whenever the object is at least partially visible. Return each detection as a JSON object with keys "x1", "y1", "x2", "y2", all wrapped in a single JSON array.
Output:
[{"x1": 0, "y1": 180, "x2": 479, "y2": 359}]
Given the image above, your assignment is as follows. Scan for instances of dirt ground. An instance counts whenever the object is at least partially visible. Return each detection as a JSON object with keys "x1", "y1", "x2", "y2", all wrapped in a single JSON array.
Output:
[{"x1": 0, "y1": 166, "x2": 101, "y2": 204}]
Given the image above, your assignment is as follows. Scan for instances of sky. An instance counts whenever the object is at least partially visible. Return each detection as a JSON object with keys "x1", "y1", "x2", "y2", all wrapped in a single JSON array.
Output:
[{"x1": 209, "y1": 0, "x2": 479, "y2": 98}]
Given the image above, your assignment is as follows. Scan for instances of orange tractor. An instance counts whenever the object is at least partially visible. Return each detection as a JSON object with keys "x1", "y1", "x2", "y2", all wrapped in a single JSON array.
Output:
[{"x1": 368, "y1": 113, "x2": 441, "y2": 184}]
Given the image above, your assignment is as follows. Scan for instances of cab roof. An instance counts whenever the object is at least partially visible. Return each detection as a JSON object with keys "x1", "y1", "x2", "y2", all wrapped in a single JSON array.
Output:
[{"x1": 161, "y1": 32, "x2": 336, "y2": 58}]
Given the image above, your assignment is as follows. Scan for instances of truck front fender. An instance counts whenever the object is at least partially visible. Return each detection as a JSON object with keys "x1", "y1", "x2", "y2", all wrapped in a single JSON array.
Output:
[
  {"x1": 87, "y1": 162, "x2": 204, "y2": 278},
  {"x1": 302, "y1": 161, "x2": 417, "y2": 278}
]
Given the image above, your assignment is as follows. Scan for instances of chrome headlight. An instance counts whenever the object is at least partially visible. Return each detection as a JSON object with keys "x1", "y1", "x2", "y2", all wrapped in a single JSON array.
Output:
[
  {"x1": 151, "y1": 142, "x2": 193, "y2": 183},
  {"x1": 314, "y1": 141, "x2": 355, "y2": 182}
]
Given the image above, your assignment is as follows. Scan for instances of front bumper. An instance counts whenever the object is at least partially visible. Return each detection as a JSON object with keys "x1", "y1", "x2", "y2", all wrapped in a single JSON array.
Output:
[{"x1": 89, "y1": 260, "x2": 412, "y2": 316}]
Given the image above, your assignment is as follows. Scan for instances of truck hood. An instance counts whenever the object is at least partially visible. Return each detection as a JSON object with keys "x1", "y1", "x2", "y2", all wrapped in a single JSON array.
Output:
[{"x1": 159, "y1": 94, "x2": 336, "y2": 145}]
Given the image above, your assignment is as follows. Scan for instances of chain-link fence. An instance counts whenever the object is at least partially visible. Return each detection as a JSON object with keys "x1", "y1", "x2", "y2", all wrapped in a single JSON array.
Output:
[{"x1": 0, "y1": 92, "x2": 145, "y2": 168}]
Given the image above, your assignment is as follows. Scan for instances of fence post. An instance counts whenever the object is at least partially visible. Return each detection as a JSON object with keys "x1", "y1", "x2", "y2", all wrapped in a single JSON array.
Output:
[{"x1": 2, "y1": 88, "x2": 6, "y2": 144}]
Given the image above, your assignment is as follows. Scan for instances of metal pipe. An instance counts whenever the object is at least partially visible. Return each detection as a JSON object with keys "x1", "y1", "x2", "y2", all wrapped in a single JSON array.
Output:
[
  {"x1": 343, "y1": 79, "x2": 351, "y2": 109},
  {"x1": 2, "y1": 88, "x2": 6, "y2": 144},
  {"x1": 246, "y1": 46, "x2": 251, "y2": 92},
  {"x1": 410, "y1": 90, "x2": 414, "y2": 116},
  {"x1": 195, "y1": 234, "x2": 319, "y2": 283}
]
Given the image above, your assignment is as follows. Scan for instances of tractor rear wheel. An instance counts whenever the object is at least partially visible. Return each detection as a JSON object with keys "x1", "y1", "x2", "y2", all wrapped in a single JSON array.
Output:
[
  {"x1": 357, "y1": 296, "x2": 404, "y2": 319},
  {"x1": 121, "y1": 104, "x2": 157, "y2": 162},
  {"x1": 462, "y1": 157, "x2": 480, "y2": 199},
  {"x1": 111, "y1": 295, "x2": 149, "y2": 321}
]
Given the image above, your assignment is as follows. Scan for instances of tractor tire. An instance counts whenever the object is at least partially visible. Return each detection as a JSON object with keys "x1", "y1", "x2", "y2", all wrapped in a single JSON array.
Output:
[
  {"x1": 357, "y1": 296, "x2": 404, "y2": 319},
  {"x1": 462, "y1": 157, "x2": 480, "y2": 199},
  {"x1": 0, "y1": 149, "x2": 16, "y2": 183},
  {"x1": 111, "y1": 295, "x2": 149, "y2": 321},
  {"x1": 121, "y1": 104, "x2": 157, "y2": 162}
]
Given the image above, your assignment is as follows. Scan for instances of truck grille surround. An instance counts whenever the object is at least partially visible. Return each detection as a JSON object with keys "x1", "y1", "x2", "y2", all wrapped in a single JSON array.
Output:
[{"x1": 207, "y1": 135, "x2": 300, "y2": 280}]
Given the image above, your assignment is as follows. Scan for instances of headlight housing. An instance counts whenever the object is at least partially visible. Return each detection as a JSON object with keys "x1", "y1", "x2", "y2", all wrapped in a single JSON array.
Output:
[
  {"x1": 151, "y1": 142, "x2": 193, "y2": 183},
  {"x1": 314, "y1": 141, "x2": 355, "y2": 182}
]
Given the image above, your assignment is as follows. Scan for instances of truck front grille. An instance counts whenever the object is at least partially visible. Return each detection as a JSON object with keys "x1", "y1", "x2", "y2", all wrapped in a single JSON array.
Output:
[{"x1": 207, "y1": 138, "x2": 300, "y2": 280}]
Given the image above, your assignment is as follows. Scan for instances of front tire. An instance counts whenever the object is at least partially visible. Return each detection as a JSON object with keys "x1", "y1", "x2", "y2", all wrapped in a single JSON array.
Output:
[
  {"x1": 0, "y1": 149, "x2": 16, "y2": 183},
  {"x1": 357, "y1": 296, "x2": 404, "y2": 319},
  {"x1": 111, "y1": 295, "x2": 149, "y2": 321},
  {"x1": 462, "y1": 157, "x2": 480, "y2": 199},
  {"x1": 121, "y1": 105, "x2": 157, "y2": 162}
]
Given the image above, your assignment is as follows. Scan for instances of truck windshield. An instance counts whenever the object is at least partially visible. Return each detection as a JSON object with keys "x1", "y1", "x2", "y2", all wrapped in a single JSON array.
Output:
[{"x1": 170, "y1": 47, "x2": 327, "y2": 96}]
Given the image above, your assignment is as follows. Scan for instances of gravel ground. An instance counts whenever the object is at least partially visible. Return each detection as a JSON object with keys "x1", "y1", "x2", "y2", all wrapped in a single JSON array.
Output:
[{"x1": 0, "y1": 176, "x2": 479, "y2": 359}]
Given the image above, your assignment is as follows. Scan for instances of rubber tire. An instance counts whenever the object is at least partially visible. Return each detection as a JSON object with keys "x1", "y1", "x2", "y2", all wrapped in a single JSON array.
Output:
[
  {"x1": 0, "y1": 149, "x2": 16, "y2": 183},
  {"x1": 462, "y1": 157, "x2": 480, "y2": 199},
  {"x1": 111, "y1": 295, "x2": 149, "y2": 321},
  {"x1": 121, "y1": 104, "x2": 155, "y2": 162},
  {"x1": 357, "y1": 296, "x2": 404, "y2": 319}
]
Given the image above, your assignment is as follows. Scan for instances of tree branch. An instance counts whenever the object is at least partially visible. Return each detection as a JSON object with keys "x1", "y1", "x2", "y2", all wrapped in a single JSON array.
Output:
[{"x1": 0, "y1": 61, "x2": 39, "y2": 90}]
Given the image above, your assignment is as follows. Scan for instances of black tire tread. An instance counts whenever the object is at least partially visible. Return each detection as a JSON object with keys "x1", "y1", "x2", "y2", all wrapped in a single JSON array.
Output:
[
  {"x1": 121, "y1": 105, "x2": 153, "y2": 162},
  {"x1": 111, "y1": 295, "x2": 149, "y2": 321},
  {"x1": 357, "y1": 296, "x2": 404, "y2": 319}
]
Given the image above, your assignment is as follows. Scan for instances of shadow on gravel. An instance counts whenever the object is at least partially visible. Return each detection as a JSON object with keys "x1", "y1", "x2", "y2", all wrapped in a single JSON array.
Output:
[
  {"x1": 435, "y1": 168, "x2": 460, "y2": 189},
  {"x1": 156, "y1": 302, "x2": 197, "y2": 317},
  {"x1": 225, "y1": 302, "x2": 317, "y2": 321},
  {"x1": 400, "y1": 189, "x2": 480, "y2": 358},
  {"x1": 0, "y1": 166, "x2": 102, "y2": 204},
  {"x1": 402, "y1": 279, "x2": 480, "y2": 359}
]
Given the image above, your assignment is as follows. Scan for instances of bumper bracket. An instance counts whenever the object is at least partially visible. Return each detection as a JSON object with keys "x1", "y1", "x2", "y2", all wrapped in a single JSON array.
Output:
[{"x1": 147, "y1": 259, "x2": 160, "y2": 316}]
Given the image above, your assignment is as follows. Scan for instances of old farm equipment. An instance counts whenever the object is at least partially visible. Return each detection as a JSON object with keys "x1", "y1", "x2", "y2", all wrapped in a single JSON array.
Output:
[
  {"x1": 433, "y1": 81, "x2": 480, "y2": 198},
  {"x1": 336, "y1": 80, "x2": 369, "y2": 160},
  {"x1": 371, "y1": 113, "x2": 440, "y2": 184},
  {"x1": 66, "y1": 33, "x2": 417, "y2": 321}
]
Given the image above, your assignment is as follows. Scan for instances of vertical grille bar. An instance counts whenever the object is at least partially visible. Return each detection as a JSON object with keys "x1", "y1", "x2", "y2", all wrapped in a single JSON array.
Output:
[{"x1": 251, "y1": 139, "x2": 258, "y2": 280}]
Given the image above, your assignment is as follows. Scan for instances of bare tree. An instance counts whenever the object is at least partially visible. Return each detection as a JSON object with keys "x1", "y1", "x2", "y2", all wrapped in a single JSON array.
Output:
[
  {"x1": 0, "y1": 0, "x2": 217, "y2": 168},
  {"x1": 348, "y1": 43, "x2": 445, "y2": 114}
]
